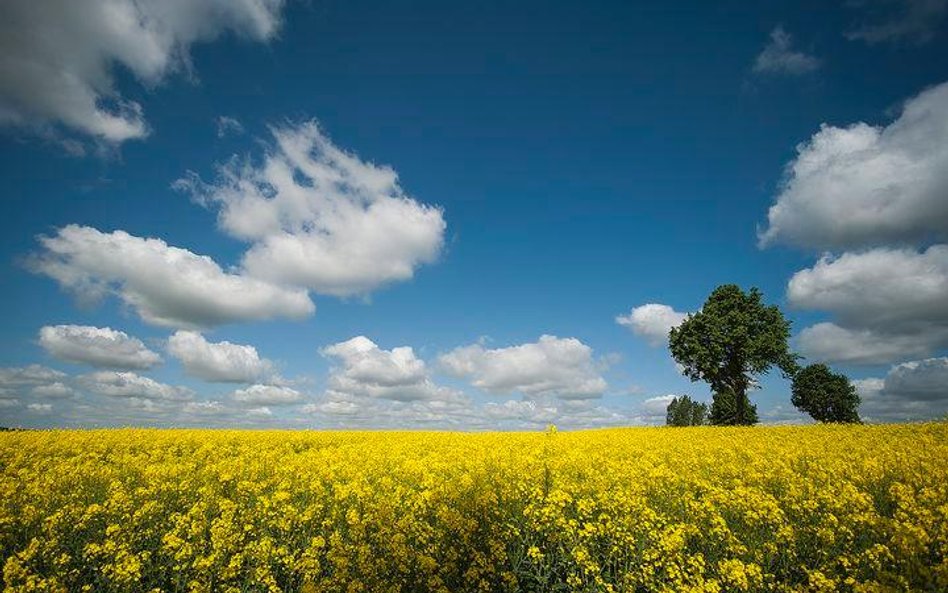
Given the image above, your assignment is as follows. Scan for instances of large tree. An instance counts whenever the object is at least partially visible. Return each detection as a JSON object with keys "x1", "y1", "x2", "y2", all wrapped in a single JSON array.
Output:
[
  {"x1": 791, "y1": 363, "x2": 861, "y2": 423},
  {"x1": 665, "y1": 395, "x2": 708, "y2": 426},
  {"x1": 669, "y1": 285, "x2": 799, "y2": 426}
]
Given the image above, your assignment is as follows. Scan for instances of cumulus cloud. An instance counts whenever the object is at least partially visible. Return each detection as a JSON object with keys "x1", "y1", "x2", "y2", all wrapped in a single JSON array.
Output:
[
  {"x1": 616, "y1": 304, "x2": 688, "y2": 347},
  {"x1": 28, "y1": 225, "x2": 314, "y2": 328},
  {"x1": 752, "y1": 26, "x2": 820, "y2": 76},
  {"x1": 27, "y1": 403, "x2": 53, "y2": 414},
  {"x1": 231, "y1": 384, "x2": 302, "y2": 405},
  {"x1": 846, "y1": 0, "x2": 948, "y2": 45},
  {"x1": 168, "y1": 330, "x2": 272, "y2": 382},
  {"x1": 321, "y1": 336, "x2": 461, "y2": 402},
  {"x1": 788, "y1": 246, "x2": 948, "y2": 328},
  {"x1": 39, "y1": 324, "x2": 162, "y2": 369},
  {"x1": 78, "y1": 371, "x2": 192, "y2": 401},
  {"x1": 439, "y1": 335, "x2": 608, "y2": 399},
  {"x1": 177, "y1": 121, "x2": 446, "y2": 297},
  {"x1": 0, "y1": 0, "x2": 284, "y2": 143},
  {"x1": 789, "y1": 246, "x2": 948, "y2": 363},
  {"x1": 855, "y1": 357, "x2": 948, "y2": 421},
  {"x1": 760, "y1": 81, "x2": 948, "y2": 250}
]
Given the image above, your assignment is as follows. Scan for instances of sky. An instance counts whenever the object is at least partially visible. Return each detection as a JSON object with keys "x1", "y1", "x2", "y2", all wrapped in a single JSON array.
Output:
[{"x1": 1, "y1": 0, "x2": 948, "y2": 429}]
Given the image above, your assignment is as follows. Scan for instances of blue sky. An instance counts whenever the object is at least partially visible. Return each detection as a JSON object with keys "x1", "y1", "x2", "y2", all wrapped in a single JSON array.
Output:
[{"x1": 2, "y1": 0, "x2": 948, "y2": 428}]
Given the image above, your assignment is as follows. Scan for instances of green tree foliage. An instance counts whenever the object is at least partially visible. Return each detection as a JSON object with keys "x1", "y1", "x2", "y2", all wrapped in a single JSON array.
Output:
[
  {"x1": 669, "y1": 284, "x2": 799, "y2": 426},
  {"x1": 791, "y1": 363, "x2": 861, "y2": 423},
  {"x1": 665, "y1": 395, "x2": 708, "y2": 426}
]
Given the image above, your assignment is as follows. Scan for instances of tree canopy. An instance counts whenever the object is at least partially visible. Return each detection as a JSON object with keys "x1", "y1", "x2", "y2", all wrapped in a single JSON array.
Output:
[
  {"x1": 669, "y1": 284, "x2": 799, "y2": 426},
  {"x1": 791, "y1": 363, "x2": 861, "y2": 423},
  {"x1": 665, "y1": 395, "x2": 708, "y2": 426}
]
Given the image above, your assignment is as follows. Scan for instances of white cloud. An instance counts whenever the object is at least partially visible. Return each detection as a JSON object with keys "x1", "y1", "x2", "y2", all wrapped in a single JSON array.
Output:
[
  {"x1": 855, "y1": 357, "x2": 948, "y2": 421},
  {"x1": 39, "y1": 324, "x2": 162, "y2": 369},
  {"x1": 846, "y1": 0, "x2": 948, "y2": 45},
  {"x1": 760, "y1": 81, "x2": 948, "y2": 250},
  {"x1": 0, "y1": 0, "x2": 284, "y2": 143},
  {"x1": 168, "y1": 330, "x2": 272, "y2": 382},
  {"x1": 788, "y1": 246, "x2": 948, "y2": 327},
  {"x1": 0, "y1": 364, "x2": 66, "y2": 387},
  {"x1": 78, "y1": 371, "x2": 193, "y2": 401},
  {"x1": 216, "y1": 116, "x2": 244, "y2": 138},
  {"x1": 27, "y1": 403, "x2": 53, "y2": 413},
  {"x1": 177, "y1": 121, "x2": 446, "y2": 297},
  {"x1": 438, "y1": 335, "x2": 608, "y2": 399},
  {"x1": 322, "y1": 336, "x2": 461, "y2": 402},
  {"x1": 29, "y1": 225, "x2": 314, "y2": 328},
  {"x1": 753, "y1": 26, "x2": 820, "y2": 75},
  {"x1": 30, "y1": 382, "x2": 76, "y2": 399},
  {"x1": 616, "y1": 304, "x2": 688, "y2": 347},
  {"x1": 788, "y1": 246, "x2": 948, "y2": 363},
  {"x1": 231, "y1": 384, "x2": 302, "y2": 405}
]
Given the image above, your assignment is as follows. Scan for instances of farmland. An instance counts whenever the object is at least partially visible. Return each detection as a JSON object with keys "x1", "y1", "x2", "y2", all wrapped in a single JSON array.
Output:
[{"x1": 2, "y1": 424, "x2": 947, "y2": 592}]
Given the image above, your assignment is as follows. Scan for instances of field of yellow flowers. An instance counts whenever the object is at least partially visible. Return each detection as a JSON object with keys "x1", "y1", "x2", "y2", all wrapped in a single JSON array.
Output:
[{"x1": 1, "y1": 424, "x2": 947, "y2": 593}]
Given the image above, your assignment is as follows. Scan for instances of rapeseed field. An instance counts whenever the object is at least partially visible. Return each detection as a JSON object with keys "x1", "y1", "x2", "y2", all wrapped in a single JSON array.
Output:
[{"x1": 1, "y1": 424, "x2": 946, "y2": 593}]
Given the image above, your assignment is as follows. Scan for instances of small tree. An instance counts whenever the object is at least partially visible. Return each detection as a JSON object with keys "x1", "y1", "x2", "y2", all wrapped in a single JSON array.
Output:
[
  {"x1": 669, "y1": 284, "x2": 799, "y2": 426},
  {"x1": 791, "y1": 363, "x2": 860, "y2": 423},
  {"x1": 666, "y1": 396, "x2": 708, "y2": 426}
]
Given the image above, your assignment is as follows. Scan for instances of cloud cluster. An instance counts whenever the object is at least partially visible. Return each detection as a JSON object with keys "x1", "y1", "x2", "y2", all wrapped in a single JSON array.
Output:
[
  {"x1": 30, "y1": 123, "x2": 449, "y2": 331},
  {"x1": 788, "y1": 246, "x2": 948, "y2": 363},
  {"x1": 438, "y1": 335, "x2": 608, "y2": 399},
  {"x1": 77, "y1": 371, "x2": 193, "y2": 401},
  {"x1": 855, "y1": 357, "x2": 948, "y2": 420},
  {"x1": 752, "y1": 26, "x2": 820, "y2": 76},
  {"x1": 231, "y1": 384, "x2": 302, "y2": 405},
  {"x1": 29, "y1": 225, "x2": 314, "y2": 328},
  {"x1": 788, "y1": 247, "x2": 948, "y2": 329},
  {"x1": 0, "y1": 364, "x2": 69, "y2": 408},
  {"x1": 0, "y1": 364, "x2": 66, "y2": 387},
  {"x1": 39, "y1": 324, "x2": 161, "y2": 369},
  {"x1": 760, "y1": 82, "x2": 948, "y2": 250},
  {"x1": 321, "y1": 336, "x2": 461, "y2": 402},
  {"x1": 763, "y1": 82, "x2": 948, "y2": 366},
  {"x1": 0, "y1": 0, "x2": 284, "y2": 143},
  {"x1": 616, "y1": 304, "x2": 688, "y2": 347},
  {"x1": 168, "y1": 330, "x2": 272, "y2": 382},
  {"x1": 30, "y1": 382, "x2": 76, "y2": 399},
  {"x1": 177, "y1": 122, "x2": 447, "y2": 297}
]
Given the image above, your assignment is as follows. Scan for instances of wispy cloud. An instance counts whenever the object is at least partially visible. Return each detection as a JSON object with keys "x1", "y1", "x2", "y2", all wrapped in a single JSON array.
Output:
[{"x1": 752, "y1": 26, "x2": 820, "y2": 76}]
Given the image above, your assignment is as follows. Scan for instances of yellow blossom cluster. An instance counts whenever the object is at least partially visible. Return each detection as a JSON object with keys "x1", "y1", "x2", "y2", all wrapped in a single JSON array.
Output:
[{"x1": 1, "y1": 423, "x2": 946, "y2": 592}]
